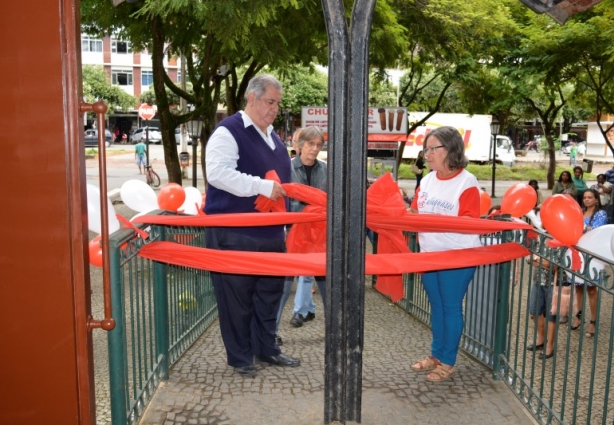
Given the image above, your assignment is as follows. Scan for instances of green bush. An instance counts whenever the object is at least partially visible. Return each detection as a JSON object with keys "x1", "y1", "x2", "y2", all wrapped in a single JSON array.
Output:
[{"x1": 370, "y1": 162, "x2": 595, "y2": 182}]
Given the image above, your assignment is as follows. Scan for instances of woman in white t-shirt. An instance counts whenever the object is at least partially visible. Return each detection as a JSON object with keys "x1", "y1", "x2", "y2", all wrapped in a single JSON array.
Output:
[{"x1": 409, "y1": 126, "x2": 481, "y2": 382}]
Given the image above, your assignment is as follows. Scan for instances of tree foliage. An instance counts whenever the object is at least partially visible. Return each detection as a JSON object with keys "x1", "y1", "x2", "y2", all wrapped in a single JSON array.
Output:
[{"x1": 82, "y1": 65, "x2": 137, "y2": 115}]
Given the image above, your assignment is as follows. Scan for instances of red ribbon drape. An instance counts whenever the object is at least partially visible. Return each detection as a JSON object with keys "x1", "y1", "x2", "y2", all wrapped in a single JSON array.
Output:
[
  {"x1": 547, "y1": 239, "x2": 581, "y2": 271},
  {"x1": 132, "y1": 173, "x2": 533, "y2": 301}
]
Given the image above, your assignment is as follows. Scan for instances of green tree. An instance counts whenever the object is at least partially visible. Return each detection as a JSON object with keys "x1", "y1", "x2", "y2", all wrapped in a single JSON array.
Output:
[
  {"x1": 389, "y1": 0, "x2": 512, "y2": 167},
  {"x1": 82, "y1": 0, "x2": 407, "y2": 184},
  {"x1": 82, "y1": 65, "x2": 136, "y2": 117},
  {"x1": 563, "y1": 5, "x2": 614, "y2": 156},
  {"x1": 275, "y1": 66, "x2": 328, "y2": 114}
]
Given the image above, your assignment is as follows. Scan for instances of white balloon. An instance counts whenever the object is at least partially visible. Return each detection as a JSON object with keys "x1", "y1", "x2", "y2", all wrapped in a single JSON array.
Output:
[
  {"x1": 576, "y1": 224, "x2": 614, "y2": 263},
  {"x1": 120, "y1": 179, "x2": 159, "y2": 213},
  {"x1": 564, "y1": 224, "x2": 614, "y2": 284},
  {"x1": 179, "y1": 187, "x2": 203, "y2": 215},
  {"x1": 87, "y1": 184, "x2": 120, "y2": 235},
  {"x1": 525, "y1": 210, "x2": 542, "y2": 229}
]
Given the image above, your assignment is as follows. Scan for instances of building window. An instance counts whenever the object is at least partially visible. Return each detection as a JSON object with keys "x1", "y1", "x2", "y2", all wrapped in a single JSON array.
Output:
[
  {"x1": 112, "y1": 70, "x2": 133, "y2": 86},
  {"x1": 142, "y1": 70, "x2": 154, "y2": 87},
  {"x1": 111, "y1": 38, "x2": 132, "y2": 54},
  {"x1": 82, "y1": 35, "x2": 102, "y2": 52}
]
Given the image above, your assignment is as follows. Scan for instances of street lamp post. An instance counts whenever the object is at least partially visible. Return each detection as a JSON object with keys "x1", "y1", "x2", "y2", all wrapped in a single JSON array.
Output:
[
  {"x1": 187, "y1": 116, "x2": 204, "y2": 188},
  {"x1": 490, "y1": 121, "x2": 500, "y2": 198}
]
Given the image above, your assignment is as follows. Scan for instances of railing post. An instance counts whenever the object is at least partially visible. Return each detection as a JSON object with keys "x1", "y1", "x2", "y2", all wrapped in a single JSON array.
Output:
[
  {"x1": 107, "y1": 238, "x2": 128, "y2": 424},
  {"x1": 154, "y1": 227, "x2": 169, "y2": 380},
  {"x1": 492, "y1": 232, "x2": 512, "y2": 379}
]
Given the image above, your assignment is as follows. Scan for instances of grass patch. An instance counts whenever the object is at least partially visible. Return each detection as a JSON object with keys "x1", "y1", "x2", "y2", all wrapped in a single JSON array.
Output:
[
  {"x1": 372, "y1": 162, "x2": 595, "y2": 182},
  {"x1": 85, "y1": 148, "x2": 130, "y2": 156}
]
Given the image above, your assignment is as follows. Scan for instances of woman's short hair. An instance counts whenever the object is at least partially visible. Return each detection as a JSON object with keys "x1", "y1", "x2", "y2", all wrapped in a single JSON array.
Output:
[
  {"x1": 528, "y1": 179, "x2": 539, "y2": 188},
  {"x1": 573, "y1": 165, "x2": 584, "y2": 177},
  {"x1": 244, "y1": 74, "x2": 282, "y2": 102},
  {"x1": 424, "y1": 126, "x2": 468, "y2": 169},
  {"x1": 297, "y1": 126, "x2": 325, "y2": 150}
]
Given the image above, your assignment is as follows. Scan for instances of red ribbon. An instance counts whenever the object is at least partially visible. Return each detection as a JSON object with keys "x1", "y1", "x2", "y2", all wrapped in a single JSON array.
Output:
[
  {"x1": 547, "y1": 239, "x2": 581, "y2": 270},
  {"x1": 254, "y1": 170, "x2": 287, "y2": 212},
  {"x1": 117, "y1": 214, "x2": 150, "y2": 240}
]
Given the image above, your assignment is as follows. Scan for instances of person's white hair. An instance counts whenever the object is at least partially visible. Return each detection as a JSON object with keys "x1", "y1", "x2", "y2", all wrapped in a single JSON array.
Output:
[{"x1": 244, "y1": 74, "x2": 282, "y2": 102}]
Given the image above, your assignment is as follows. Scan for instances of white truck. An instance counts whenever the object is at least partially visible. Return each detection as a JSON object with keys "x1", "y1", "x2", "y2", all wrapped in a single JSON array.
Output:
[{"x1": 402, "y1": 112, "x2": 516, "y2": 166}]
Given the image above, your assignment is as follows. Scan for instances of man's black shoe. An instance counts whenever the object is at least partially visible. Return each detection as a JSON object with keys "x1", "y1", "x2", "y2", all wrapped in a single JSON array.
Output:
[
  {"x1": 290, "y1": 313, "x2": 304, "y2": 327},
  {"x1": 304, "y1": 312, "x2": 315, "y2": 322},
  {"x1": 234, "y1": 365, "x2": 257, "y2": 377},
  {"x1": 275, "y1": 334, "x2": 283, "y2": 346},
  {"x1": 256, "y1": 353, "x2": 300, "y2": 367}
]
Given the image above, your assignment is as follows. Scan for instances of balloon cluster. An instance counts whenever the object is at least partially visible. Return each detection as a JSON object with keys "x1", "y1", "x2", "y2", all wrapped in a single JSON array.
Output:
[
  {"x1": 87, "y1": 180, "x2": 204, "y2": 268},
  {"x1": 87, "y1": 184, "x2": 120, "y2": 267},
  {"x1": 119, "y1": 180, "x2": 203, "y2": 216},
  {"x1": 490, "y1": 185, "x2": 611, "y2": 271}
]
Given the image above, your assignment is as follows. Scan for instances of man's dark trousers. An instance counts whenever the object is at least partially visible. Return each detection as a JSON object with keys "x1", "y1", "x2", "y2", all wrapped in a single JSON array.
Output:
[{"x1": 206, "y1": 227, "x2": 285, "y2": 367}]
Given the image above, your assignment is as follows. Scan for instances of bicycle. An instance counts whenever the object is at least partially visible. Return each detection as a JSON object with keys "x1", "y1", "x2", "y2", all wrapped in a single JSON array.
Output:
[{"x1": 144, "y1": 163, "x2": 161, "y2": 188}]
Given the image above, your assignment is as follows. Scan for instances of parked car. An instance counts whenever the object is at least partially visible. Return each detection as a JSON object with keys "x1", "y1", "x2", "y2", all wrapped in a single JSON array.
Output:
[
  {"x1": 84, "y1": 129, "x2": 113, "y2": 148},
  {"x1": 131, "y1": 127, "x2": 162, "y2": 144}
]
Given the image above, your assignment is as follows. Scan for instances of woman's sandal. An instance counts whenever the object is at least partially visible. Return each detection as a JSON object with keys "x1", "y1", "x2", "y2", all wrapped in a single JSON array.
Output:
[
  {"x1": 425, "y1": 364, "x2": 456, "y2": 382},
  {"x1": 411, "y1": 355, "x2": 441, "y2": 371},
  {"x1": 571, "y1": 310, "x2": 582, "y2": 330},
  {"x1": 586, "y1": 320, "x2": 596, "y2": 338}
]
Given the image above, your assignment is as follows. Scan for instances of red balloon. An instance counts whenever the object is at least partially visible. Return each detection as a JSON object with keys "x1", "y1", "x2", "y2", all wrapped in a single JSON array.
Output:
[
  {"x1": 500, "y1": 184, "x2": 537, "y2": 218},
  {"x1": 158, "y1": 183, "x2": 186, "y2": 212},
  {"x1": 541, "y1": 194, "x2": 583, "y2": 245},
  {"x1": 89, "y1": 235, "x2": 103, "y2": 267},
  {"x1": 479, "y1": 190, "x2": 492, "y2": 216}
]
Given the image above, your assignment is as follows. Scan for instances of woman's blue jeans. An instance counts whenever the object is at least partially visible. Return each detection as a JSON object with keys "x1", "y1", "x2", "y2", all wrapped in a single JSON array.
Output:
[{"x1": 421, "y1": 267, "x2": 476, "y2": 366}]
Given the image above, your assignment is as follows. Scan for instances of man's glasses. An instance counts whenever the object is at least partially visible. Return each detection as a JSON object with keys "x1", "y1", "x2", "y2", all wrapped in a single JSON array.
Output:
[{"x1": 424, "y1": 145, "x2": 445, "y2": 155}]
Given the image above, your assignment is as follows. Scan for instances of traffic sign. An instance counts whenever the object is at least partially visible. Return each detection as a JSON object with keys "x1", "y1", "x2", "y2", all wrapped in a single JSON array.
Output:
[{"x1": 138, "y1": 103, "x2": 156, "y2": 120}]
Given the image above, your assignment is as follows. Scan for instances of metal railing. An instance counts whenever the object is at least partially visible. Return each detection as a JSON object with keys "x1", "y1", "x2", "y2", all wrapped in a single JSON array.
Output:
[
  {"x1": 388, "y1": 229, "x2": 614, "y2": 424},
  {"x1": 106, "y1": 219, "x2": 217, "y2": 425}
]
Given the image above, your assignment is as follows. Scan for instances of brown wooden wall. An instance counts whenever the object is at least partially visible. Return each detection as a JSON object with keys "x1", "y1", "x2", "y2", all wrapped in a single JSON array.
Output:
[{"x1": 0, "y1": 0, "x2": 95, "y2": 423}]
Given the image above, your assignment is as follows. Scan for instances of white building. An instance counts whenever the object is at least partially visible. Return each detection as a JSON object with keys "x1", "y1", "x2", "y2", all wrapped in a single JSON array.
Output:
[
  {"x1": 81, "y1": 33, "x2": 181, "y2": 138},
  {"x1": 586, "y1": 120, "x2": 614, "y2": 158}
]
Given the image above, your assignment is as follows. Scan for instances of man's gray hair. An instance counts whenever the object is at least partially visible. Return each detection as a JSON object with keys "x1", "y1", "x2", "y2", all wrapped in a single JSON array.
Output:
[{"x1": 244, "y1": 74, "x2": 283, "y2": 102}]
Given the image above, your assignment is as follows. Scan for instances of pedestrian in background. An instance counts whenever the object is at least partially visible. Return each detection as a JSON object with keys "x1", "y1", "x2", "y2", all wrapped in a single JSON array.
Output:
[
  {"x1": 414, "y1": 150, "x2": 426, "y2": 189},
  {"x1": 276, "y1": 126, "x2": 328, "y2": 344},
  {"x1": 135, "y1": 140, "x2": 146, "y2": 174},
  {"x1": 204, "y1": 74, "x2": 299, "y2": 377},
  {"x1": 572, "y1": 166, "x2": 588, "y2": 205},
  {"x1": 591, "y1": 174, "x2": 612, "y2": 206},
  {"x1": 552, "y1": 171, "x2": 576, "y2": 197},
  {"x1": 569, "y1": 143, "x2": 578, "y2": 166},
  {"x1": 409, "y1": 126, "x2": 481, "y2": 382},
  {"x1": 570, "y1": 188, "x2": 607, "y2": 339}
]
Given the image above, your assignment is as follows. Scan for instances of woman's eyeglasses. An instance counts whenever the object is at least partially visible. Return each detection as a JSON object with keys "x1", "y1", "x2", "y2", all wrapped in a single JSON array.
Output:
[{"x1": 424, "y1": 145, "x2": 445, "y2": 155}]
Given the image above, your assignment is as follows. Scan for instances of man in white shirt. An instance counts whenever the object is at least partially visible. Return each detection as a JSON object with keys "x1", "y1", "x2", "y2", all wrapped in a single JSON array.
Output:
[{"x1": 204, "y1": 74, "x2": 299, "y2": 377}]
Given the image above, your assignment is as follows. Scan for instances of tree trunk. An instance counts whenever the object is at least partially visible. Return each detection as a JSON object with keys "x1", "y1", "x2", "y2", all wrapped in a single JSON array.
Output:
[{"x1": 151, "y1": 16, "x2": 182, "y2": 184}]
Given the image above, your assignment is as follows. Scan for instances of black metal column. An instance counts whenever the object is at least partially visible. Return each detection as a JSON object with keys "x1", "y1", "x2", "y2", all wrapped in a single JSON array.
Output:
[{"x1": 322, "y1": 0, "x2": 375, "y2": 422}]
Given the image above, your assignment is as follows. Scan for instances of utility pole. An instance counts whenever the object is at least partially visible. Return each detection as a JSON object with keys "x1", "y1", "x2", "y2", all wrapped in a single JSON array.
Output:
[{"x1": 180, "y1": 55, "x2": 188, "y2": 179}]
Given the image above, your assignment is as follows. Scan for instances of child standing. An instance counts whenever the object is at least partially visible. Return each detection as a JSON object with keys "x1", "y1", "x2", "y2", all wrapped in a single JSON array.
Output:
[{"x1": 527, "y1": 257, "x2": 561, "y2": 360}]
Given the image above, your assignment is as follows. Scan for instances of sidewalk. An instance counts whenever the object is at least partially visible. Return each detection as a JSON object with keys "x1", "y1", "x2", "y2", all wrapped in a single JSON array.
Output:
[{"x1": 136, "y1": 282, "x2": 536, "y2": 425}]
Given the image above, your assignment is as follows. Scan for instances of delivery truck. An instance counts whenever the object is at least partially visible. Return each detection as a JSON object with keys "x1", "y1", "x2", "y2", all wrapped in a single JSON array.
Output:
[{"x1": 402, "y1": 112, "x2": 516, "y2": 166}]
